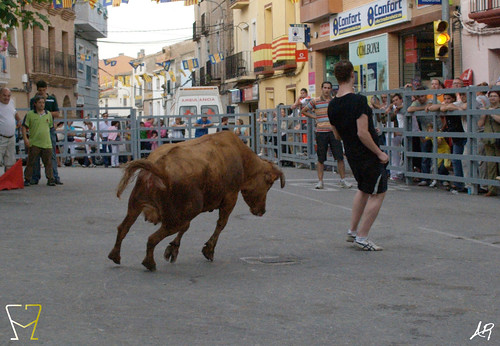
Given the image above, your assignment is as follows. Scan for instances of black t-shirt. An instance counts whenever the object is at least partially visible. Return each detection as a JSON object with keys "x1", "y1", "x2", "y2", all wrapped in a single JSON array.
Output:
[{"x1": 328, "y1": 93, "x2": 379, "y2": 161}]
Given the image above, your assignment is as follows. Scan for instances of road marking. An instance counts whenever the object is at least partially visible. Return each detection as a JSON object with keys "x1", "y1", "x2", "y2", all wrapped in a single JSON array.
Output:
[
  {"x1": 418, "y1": 227, "x2": 500, "y2": 249},
  {"x1": 272, "y1": 188, "x2": 352, "y2": 212}
]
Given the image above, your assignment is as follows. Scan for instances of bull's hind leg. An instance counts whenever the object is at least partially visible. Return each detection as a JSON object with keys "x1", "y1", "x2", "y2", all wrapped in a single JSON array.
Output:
[
  {"x1": 108, "y1": 206, "x2": 141, "y2": 265},
  {"x1": 202, "y1": 193, "x2": 238, "y2": 261},
  {"x1": 142, "y1": 224, "x2": 179, "y2": 271},
  {"x1": 164, "y1": 222, "x2": 190, "y2": 263}
]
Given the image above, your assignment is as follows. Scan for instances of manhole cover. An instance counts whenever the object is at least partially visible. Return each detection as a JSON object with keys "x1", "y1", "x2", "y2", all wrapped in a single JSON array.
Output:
[{"x1": 240, "y1": 256, "x2": 301, "y2": 265}]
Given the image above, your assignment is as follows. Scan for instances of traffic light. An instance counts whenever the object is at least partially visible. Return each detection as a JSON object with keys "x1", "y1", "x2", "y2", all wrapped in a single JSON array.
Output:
[{"x1": 434, "y1": 20, "x2": 450, "y2": 60}]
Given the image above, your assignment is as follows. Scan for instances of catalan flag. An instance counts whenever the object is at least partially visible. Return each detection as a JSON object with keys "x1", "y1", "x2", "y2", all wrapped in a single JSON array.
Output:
[
  {"x1": 184, "y1": 0, "x2": 198, "y2": 5},
  {"x1": 88, "y1": 0, "x2": 97, "y2": 8},
  {"x1": 272, "y1": 35, "x2": 296, "y2": 64}
]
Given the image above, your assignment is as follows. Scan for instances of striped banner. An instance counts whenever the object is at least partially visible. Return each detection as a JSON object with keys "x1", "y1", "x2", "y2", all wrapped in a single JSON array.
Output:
[
  {"x1": 62, "y1": 0, "x2": 74, "y2": 8},
  {"x1": 135, "y1": 75, "x2": 142, "y2": 86},
  {"x1": 272, "y1": 35, "x2": 296, "y2": 63}
]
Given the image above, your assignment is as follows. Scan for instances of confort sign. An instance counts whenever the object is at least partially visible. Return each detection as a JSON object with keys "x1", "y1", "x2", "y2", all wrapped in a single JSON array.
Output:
[{"x1": 330, "y1": 0, "x2": 410, "y2": 41}]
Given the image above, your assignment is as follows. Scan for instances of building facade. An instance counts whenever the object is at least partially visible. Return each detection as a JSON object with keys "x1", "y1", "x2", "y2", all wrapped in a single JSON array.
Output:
[
  {"x1": 303, "y1": 0, "x2": 462, "y2": 91},
  {"x1": 75, "y1": 0, "x2": 108, "y2": 112}
]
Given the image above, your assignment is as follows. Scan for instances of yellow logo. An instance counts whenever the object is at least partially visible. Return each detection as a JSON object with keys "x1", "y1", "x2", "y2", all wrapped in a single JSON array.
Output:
[{"x1": 5, "y1": 304, "x2": 42, "y2": 341}]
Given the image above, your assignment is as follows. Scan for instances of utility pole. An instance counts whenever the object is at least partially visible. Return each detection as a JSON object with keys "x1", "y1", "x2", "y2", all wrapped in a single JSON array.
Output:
[{"x1": 442, "y1": 0, "x2": 452, "y2": 80}]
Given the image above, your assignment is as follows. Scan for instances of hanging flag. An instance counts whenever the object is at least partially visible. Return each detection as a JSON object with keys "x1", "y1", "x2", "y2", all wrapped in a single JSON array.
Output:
[
  {"x1": 142, "y1": 73, "x2": 152, "y2": 83},
  {"x1": 103, "y1": 0, "x2": 112, "y2": 6},
  {"x1": 85, "y1": 55, "x2": 91, "y2": 62},
  {"x1": 180, "y1": 69, "x2": 186, "y2": 77},
  {"x1": 104, "y1": 59, "x2": 117, "y2": 66},
  {"x1": 209, "y1": 53, "x2": 223, "y2": 64},
  {"x1": 124, "y1": 75, "x2": 131, "y2": 86},
  {"x1": 135, "y1": 75, "x2": 142, "y2": 86},
  {"x1": 290, "y1": 0, "x2": 299, "y2": 3},
  {"x1": 129, "y1": 61, "x2": 144, "y2": 71},
  {"x1": 62, "y1": 0, "x2": 74, "y2": 8},
  {"x1": 53, "y1": 0, "x2": 63, "y2": 9},
  {"x1": 112, "y1": 0, "x2": 121, "y2": 6},
  {"x1": 169, "y1": 70, "x2": 176, "y2": 82},
  {"x1": 88, "y1": 0, "x2": 97, "y2": 8},
  {"x1": 184, "y1": 0, "x2": 199, "y2": 6},
  {"x1": 159, "y1": 70, "x2": 166, "y2": 78},
  {"x1": 182, "y1": 59, "x2": 198, "y2": 71},
  {"x1": 122, "y1": 0, "x2": 129, "y2": 3}
]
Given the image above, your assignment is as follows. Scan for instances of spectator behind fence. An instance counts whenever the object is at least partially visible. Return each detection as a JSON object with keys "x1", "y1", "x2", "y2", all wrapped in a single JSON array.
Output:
[
  {"x1": 475, "y1": 82, "x2": 490, "y2": 192},
  {"x1": 65, "y1": 120, "x2": 77, "y2": 167},
  {"x1": 407, "y1": 88, "x2": 433, "y2": 185},
  {"x1": 29, "y1": 80, "x2": 62, "y2": 185},
  {"x1": 194, "y1": 115, "x2": 212, "y2": 138},
  {"x1": 427, "y1": 78, "x2": 445, "y2": 103},
  {"x1": 301, "y1": 81, "x2": 351, "y2": 189},
  {"x1": 384, "y1": 93, "x2": 404, "y2": 180},
  {"x1": 22, "y1": 96, "x2": 55, "y2": 186},
  {"x1": 217, "y1": 116, "x2": 230, "y2": 132},
  {"x1": 477, "y1": 90, "x2": 500, "y2": 197},
  {"x1": 425, "y1": 123, "x2": 451, "y2": 188},
  {"x1": 99, "y1": 112, "x2": 111, "y2": 167},
  {"x1": 0, "y1": 87, "x2": 21, "y2": 173},
  {"x1": 257, "y1": 112, "x2": 268, "y2": 156},
  {"x1": 234, "y1": 118, "x2": 248, "y2": 144},
  {"x1": 170, "y1": 117, "x2": 185, "y2": 142},
  {"x1": 107, "y1": 121, "x2": 120, "y2": 167},
  {"x1": 84, "y1": 121, "x2": 96, "y2": 167}
]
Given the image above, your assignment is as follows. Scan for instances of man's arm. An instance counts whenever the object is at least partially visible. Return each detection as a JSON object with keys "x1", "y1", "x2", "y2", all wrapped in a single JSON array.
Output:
[
  {"x1": 441, "y1": 102, "x2": 466, "y2": 112},
  {"x1": 425, "y1": 103, "x2": 442, "y2": 112},
  {"x1": 357, "y1": 114, "x2": 388, "y2": 163},
  {"x1": 331, "y1": 125, "x2": 342, "y2": 141},
  {"x1": 407, "y1": 103, "x2": 428, "y2": 113},
  {"x1": 300, "y1": 102, "x2": 316, "y2": 120},
  {"x1": 22, "y1": 124, "x2": 30, "y2": 148}
]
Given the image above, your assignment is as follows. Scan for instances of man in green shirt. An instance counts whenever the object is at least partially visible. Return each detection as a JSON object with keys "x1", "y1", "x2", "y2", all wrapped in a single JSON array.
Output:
[{"x1": 22, "y1": 96, "x2": 55, "y2": 186}]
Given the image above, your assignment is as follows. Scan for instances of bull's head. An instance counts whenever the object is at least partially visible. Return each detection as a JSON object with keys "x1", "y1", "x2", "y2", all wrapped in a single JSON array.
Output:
[{"x1": 241, "y1": 162, "x2": 285, "y2": 216}]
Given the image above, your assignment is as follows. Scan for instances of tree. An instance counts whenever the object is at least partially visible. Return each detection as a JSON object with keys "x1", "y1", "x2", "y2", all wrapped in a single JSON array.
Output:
[{"x1": 0, "y1": 0, "x2": 52, "y2": 35}]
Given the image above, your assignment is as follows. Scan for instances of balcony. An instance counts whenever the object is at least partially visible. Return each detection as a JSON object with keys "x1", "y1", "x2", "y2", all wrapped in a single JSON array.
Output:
[
  {"x1": 193, "y1": 22, "x2": 200, "y2": 41},
  {"x1": 469, "y1": 0, "x2": 500, "y2": 26},
  {"x1": 33, "y1": 46, "x2": 77, "y2": 86},
  {"x1": 230, "y1": 0, "x2": 249, "y2": 10},
  {"x1": 272, "y1": 36, "x2": 297, "y2": 71},
  {"x1": 226, "y1": 51, "x2": 253, "y2": 81},
  {"x1": 74, "y1": 0, "x2": 107, "y2": 39},
  {"x1": 300, "y1": 0, "x2": 343, "y2": 23}
]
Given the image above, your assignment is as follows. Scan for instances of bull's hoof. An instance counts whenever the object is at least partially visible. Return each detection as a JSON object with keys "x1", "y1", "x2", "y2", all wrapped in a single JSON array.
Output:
[
  {"x1": 108, "y1": 250, "x2": 121, "y2": 265},
  {"x1": 142, "y1": 259, "x2": 156, "y2": 271},
  {"x1": 202, "y1": 243, "x2": 214, "y2": 261},
  {"x1": 164, "y1": 244, "x2": 179, "y2": 263}
]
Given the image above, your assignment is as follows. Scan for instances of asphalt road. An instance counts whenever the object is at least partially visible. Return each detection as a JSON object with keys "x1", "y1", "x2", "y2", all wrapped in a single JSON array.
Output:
[{"x1": 1, "y1": 165, "x2": 499, "y2": 345}]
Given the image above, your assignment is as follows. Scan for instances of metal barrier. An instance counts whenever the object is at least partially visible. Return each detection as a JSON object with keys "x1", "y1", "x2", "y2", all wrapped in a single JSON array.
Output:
[{"x1": 14, "y1": 86, "x2": 500, "y2": 194}]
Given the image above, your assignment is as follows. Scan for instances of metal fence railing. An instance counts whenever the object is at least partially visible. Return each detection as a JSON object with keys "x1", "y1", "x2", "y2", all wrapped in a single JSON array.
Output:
[{"x1": 13, "y1": 85, "x2": 500, "y2": 194}]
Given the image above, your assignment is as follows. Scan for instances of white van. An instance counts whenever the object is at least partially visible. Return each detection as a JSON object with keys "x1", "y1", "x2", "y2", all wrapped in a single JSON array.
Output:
[{"x1": 172, "y1": 86, "x2": 223, "y2": 118}]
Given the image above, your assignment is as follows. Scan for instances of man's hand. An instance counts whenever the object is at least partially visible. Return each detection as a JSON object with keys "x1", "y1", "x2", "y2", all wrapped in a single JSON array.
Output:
[
  {"x1": 378, "y1": 151, "x2": 389, "y2": 164},
  {"x1": 24, "y1": 138, "x2": 30, "y2": 148}
]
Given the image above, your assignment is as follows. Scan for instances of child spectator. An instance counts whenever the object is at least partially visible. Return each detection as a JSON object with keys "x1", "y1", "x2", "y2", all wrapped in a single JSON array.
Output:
[
  {"x1": 150, "y1": 130, "x2": 159, "y2": 151},
  {"x1": 22, "y1": 96, "x2": 55, "y2": 186},
  {"x1": 107, "y1": 121, "x2": 120, "y2": 167}
]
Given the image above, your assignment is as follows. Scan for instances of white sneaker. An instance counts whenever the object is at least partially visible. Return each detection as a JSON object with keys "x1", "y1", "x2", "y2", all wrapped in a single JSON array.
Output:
[
  {"x1": 429, "y1": 180, "x2": 437, "y2": 188},
  {"x1": 354, "y1": 239, "x2": 383, "y2": 251},
  {"x1": 315, "y1": 181, "x2": 324, "y2": 189},
  {"x1": 339, "y1": 179, "x2": 352, "y2": 189}
]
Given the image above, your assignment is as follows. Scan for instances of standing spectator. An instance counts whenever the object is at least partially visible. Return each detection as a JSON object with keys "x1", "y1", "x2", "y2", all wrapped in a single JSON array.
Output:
[
  {"x1": 107, "y1": 121, "x2": 120, "y2": 167},
  {"x1": 83, "y1": 121, "x2": 96, "y2": 167},
  {"x1": 257, "y1": 112, "x2": 268, "y2": 156},
  {"x1": 0, "y1": 87, "x2": 21, "y2": 173},
  {"x1": 425, "y1": 123, "x2": 451, "y2": 187},
  {"x1": 0, "y1": 35, "x2": 8, "y2": 73},
  {"x1": 98, "y1": 112, "x2": 111, "y2": 167},
  {"x1": 427, "y1": 78, "x2": 445, "y2": 103},
  {"x1": 301, "y1": 81, "x2": 351, "y2": 189},
  {"x1": 65, "y1": 120, "x2": 77, "y2": 167},
  {"x1": 194, "y1": 115, "x2": 213, "y2": 138},
  {"x1": 150, "y1": 130, "x2": 160, "y2": 151},
  {"x1": 139, "y1": 121, "x2": 149, "y2": 158},
  {"x1": 22, "y1": 96, "x2": 55, "y2": 186},
  {"x1": 475, "y1": 82, "x2": 490, "y2": 191},
  {"x1": 169, "y1": 117, "x2": 185, "y2": 143},
  {"x1": 384, "y1": 93, "x2": 404, "y2": 180},
  {"x1": 159, "y1": 119, "x2": 168, "y2": 142},
  {"x1": 291, "y1": 88, "x2": 311, "y2": 146},
  {"x1": 234, "y1": 118, "x2": 248, "y2": 144},
  {"x1": 477, "y1": 90, "x2": 500, "y2": 197},
  {"x1": 328, "y1": 60, "x2": 388, "y2": 251},
  {"x1": 217, "y1": 116, "x2": 230, "y2": 132},
  {"x1": 29, "y1": 80, "x2": 62, "y2": 185}
]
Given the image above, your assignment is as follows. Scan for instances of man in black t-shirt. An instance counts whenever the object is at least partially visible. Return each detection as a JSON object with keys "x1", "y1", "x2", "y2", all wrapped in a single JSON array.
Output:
[{"x1": 328, "y1": 60, "x2": 389, "y2": 251}]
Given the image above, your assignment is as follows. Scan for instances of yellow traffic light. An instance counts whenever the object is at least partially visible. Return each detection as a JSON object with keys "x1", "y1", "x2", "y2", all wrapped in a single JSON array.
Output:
[{"x1": 434, "y1": 20, "x2": 450, "y2": 60}]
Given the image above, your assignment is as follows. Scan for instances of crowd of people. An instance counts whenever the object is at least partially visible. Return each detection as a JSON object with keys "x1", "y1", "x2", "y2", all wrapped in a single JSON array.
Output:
[{"x1": 370, "y1": 77, "x2": 500, "y2": 197}]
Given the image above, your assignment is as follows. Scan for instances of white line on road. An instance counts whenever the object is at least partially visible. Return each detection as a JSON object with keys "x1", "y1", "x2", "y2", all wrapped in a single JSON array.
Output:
[
  {"x1": 418, "y1": 227, "x2": 500, "y2": 249},
  {"x1": 272, "y1": 188, "x2": 352, "y2": 212}
]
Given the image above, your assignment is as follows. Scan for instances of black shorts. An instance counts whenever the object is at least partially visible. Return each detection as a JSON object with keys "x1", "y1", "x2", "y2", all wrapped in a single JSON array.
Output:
[
  {"x1": 349, "y1": 157, "x2": 388, "y2": 195},
  {"x1": 315, "y1": 131, "x2": 344, "y2": 163}
]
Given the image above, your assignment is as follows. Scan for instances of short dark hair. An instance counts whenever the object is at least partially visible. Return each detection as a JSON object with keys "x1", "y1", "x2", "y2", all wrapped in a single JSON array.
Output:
[
  {"x1": 444, "y1": 93, "x2": 457, "y2": 101},
  {"x1": 321, "y1": 81, "x2": 333, "y2": 88},
  {"x1": 36, "y1": 80, "x2": 48, "y2": 89},
  {"x1": 392, "y1": 93, "x2": 402, "y2": 100},
  {"x1": 334, "y1": 60, "x2": 354, "y2": 84},
  {"x1": 33, "y1": 95, "x2": 44, "y2": 104},
  {"x1": 300, "y1": 88, "x2": 308, "y2": 94}
]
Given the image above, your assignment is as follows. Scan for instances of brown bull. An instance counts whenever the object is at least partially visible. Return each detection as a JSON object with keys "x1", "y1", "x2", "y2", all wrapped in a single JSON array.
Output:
[{"x1": 108, "y1": 131, "x2": 285, "y2": 271}]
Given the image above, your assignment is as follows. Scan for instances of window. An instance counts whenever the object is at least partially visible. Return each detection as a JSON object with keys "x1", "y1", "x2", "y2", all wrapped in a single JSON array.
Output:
[{"x1": 86, "y1": 65, "x2": 92, "y2": 87}]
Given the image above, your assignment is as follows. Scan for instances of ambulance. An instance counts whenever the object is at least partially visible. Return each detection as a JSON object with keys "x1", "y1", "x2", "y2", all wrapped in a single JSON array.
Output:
[{"x1": 171, "y1": 86, "x2": 223, "y2": 118}]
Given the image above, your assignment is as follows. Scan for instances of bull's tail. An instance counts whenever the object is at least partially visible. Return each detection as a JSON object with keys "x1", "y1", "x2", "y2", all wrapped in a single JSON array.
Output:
[{"x1": 116, "y1": 159, "x2": 167, "y2": 198}]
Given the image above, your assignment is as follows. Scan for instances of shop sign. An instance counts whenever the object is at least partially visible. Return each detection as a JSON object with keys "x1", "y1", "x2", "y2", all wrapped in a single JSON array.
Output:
[
  {"x1": 319, "y1": 22, "x2": 330, "y2": 37},
  {"x1": 231, "y1": 89, "x2": 241, "y2": 103},
  {"x1": 349, "y1": 34, "x2": 389, "y2": 92},
  {"x1": 296, "y1": 50, "x2": 308, "y2": 62},
  {"x1": 330, "y1": 0, "x2": 410, "y2": 41},
  {"x1": 241, "y1": 84, "x2": 259, "y2": 102},
  {"x1": 417, "y1": 0, "x2": 441, "y2": 5}
]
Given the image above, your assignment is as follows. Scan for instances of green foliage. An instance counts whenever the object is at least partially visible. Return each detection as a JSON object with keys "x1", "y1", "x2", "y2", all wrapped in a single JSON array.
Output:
[{"x1": 0, "y1": 0, "x2": 52, "y2": 34}]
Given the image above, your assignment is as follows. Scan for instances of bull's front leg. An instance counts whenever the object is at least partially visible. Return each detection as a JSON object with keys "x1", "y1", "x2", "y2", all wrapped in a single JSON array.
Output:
[
  {"x1": 164, "y1": 222, "x2": 190, "y2": 263},
  {"x1": 142, "y1": 224, "x2": 171, "y2": 271},
  {"x1": 202, "y1": 194, "x2": 238, "y2": 261}
]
